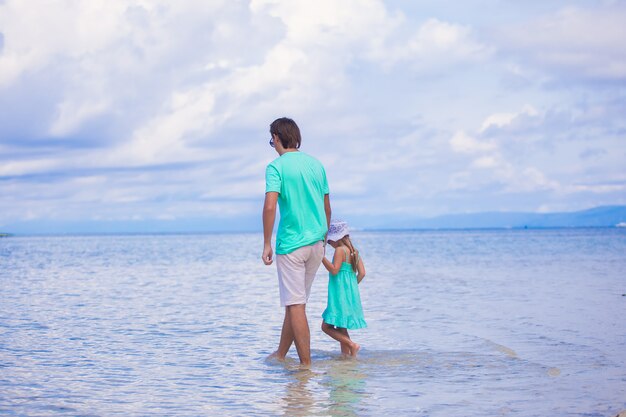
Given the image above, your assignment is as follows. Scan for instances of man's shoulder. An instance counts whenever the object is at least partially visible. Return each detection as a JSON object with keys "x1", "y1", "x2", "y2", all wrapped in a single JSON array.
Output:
[
  {"x1": 267, "y1": 156, "x2": 283, "y2": 169},
  {"x1": 268, "y1": 152, "x2": 325, "y2": 172},
  {"x1": 298, "y1": 152, "x2": 325, "y2": 167}
]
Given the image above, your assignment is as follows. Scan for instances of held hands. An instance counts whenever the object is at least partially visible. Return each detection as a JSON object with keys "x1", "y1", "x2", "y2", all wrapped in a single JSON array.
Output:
[{"x1": 262, "y1": 244, "x2": 273, "y2": 265}]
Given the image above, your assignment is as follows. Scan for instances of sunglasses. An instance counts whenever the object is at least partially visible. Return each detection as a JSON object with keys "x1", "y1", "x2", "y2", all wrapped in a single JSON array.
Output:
[{"x1": 269, "y1": 133, "x2": 279, "y2": 148}]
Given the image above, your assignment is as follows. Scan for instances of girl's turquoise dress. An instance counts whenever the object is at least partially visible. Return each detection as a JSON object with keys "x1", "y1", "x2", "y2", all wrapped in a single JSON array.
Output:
[{"x1": 322, "y1": 247, "x2": 367, "y2": 329}]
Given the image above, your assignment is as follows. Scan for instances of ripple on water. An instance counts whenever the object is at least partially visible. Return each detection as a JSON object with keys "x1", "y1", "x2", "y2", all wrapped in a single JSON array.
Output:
[{"x1": 1, "y1": 231, "x2": 625, "y2": 416}]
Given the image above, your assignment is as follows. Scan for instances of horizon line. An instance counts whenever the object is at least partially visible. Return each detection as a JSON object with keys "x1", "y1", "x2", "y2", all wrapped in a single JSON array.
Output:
[{"x1": 3, "y1": 224, "x2": 625, "y2": 238}]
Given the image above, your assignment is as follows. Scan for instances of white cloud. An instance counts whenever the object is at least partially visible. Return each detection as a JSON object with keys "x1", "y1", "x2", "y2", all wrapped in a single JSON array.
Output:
[
  {"x1": 1, "y1": 0, "x2": 490, "y2": 154},
  {"x1": 1, "y1": 1, "x2": 625, "y2": 227},
  {"x1": 503, "y1": 167, "x2": 560, "y2": 193},
  {"x1": 0, "y1": 158, "x2": 61, "y2": 176},
  {"x1": 500, "y1": 5, "x2": 626, "y2": 80},
  {"x1": 450, "y1": 131, "x2": 496, "y2": 154},
  {"x1": 0, "y1": 0, "x2": 240, "y2": 141},
  {"x1": 49, "y1": 99, "x2": 110, "y2": 136},
  {"x1": 364, "y1": 17, "x2": 490, "y2": 71},
  {"x1": 399, "y1": 18, "x2": 488, "y2": 65},
  {"x1": 111, "y1": 86, "x2": 219, "y2": 165},
  {"x1": 251, "y1": 0, "x2": 392, "y2": 47},
  {"x1": 0, "y1": 0, "x2": 130, "y2": 87},
  {"x1": 566, "y1": 183, "x2": 626, "y2": 194},
  {"x1": 480, "y1": 105, "x2": 538, "y2": 133},
  {"x1": 471, "y1": 156, "x2": 499, "y2": 169}
]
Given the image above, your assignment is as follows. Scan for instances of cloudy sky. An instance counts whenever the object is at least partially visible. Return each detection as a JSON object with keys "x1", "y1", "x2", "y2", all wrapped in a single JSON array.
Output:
[{"x1": 1, "y1": 0, "x2": 625, "y2": 233}]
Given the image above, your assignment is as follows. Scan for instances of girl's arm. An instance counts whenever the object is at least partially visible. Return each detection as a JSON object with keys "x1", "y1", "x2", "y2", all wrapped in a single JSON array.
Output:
[
  {"x1": 322, "y1": 247, "x2": 344, "y2": 275},
  {"x1": 356, "y1": 252, "x2": 366, "y2": 284}
]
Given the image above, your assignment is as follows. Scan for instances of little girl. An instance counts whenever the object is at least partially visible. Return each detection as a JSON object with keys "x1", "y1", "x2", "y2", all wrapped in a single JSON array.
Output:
[{"x1": 321, "y1": 220, "x2": 366, "y2": 357}]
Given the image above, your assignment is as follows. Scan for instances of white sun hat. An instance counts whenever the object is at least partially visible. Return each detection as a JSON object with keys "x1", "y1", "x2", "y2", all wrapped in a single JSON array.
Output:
[{"x1": 326, "y1": 219, "x2": 349, "y2": 242}]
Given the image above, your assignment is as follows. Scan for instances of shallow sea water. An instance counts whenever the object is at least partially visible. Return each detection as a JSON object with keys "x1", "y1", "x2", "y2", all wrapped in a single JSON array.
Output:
[{"x1": 1, "y1": 229, "x2": 625, "y2": 416}]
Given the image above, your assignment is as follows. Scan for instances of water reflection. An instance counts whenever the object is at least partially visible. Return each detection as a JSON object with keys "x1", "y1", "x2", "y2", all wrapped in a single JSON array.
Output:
[
  {"x1": 324, "y1": 359, "x2": 367, "y2": 417},
  {"x1": 281, "y1": 368, "x2": 316, "y2": 417},
  {"x1": 276, "y1": 355, "x2": 368, "y2": 417}
]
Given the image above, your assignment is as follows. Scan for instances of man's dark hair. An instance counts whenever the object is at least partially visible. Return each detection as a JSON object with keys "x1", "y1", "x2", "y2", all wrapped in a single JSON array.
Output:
[{"x1": 270, "y1": 117, "x2": 301, "y2": 149}]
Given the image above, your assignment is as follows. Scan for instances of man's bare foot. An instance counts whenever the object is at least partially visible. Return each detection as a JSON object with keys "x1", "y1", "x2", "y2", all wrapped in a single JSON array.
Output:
[
  {"x1": 349, "y1": 343, "x2": 361, "y2": 357},
  {"x1": 267, "y1": 351, "x2": 286, "y2": 362}
]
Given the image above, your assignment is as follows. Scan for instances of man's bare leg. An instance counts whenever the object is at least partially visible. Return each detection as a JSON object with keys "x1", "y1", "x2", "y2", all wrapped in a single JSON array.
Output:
[
  {"x1": 287, "y1": 304, "x2": 311, "y2": 366},
  {"x1": 274, "y1": 308, "x2": 294, "y2": 360}
]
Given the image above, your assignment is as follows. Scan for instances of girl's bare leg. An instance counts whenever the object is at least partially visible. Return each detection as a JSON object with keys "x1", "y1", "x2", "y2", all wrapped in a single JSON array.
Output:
[
  {"x1": 321, "y1": 322, "x2": 360, "y2": 356},
  {"x1": 338, "y1": 328, "x2": 350, "y2": 355},
  {"x1": 339, "y1": 328, "x2": 360, "y2": 356}
]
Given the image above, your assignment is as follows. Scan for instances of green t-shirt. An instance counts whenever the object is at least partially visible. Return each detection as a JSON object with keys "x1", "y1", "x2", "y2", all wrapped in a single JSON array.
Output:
[{"x1": 265, "y1": 151, "x2": 329, "y2": 255}]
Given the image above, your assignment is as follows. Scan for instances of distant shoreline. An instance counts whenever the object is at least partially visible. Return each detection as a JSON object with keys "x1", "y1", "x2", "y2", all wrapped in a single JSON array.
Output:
[
  {"x1": 3, "y1": 225, "x2": 625, "y2": 238},
  {"x1": 7, "y1": 205, "x2": 625, "y2": 236}
]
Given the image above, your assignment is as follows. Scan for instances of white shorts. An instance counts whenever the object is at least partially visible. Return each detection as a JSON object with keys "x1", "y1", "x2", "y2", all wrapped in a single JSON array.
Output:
[{"x1": 276, "y1": 241, "x2": 324, "y2": 306}]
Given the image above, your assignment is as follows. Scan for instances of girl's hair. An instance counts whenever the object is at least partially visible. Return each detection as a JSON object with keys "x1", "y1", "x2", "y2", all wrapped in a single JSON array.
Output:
[{"x1": 337, "y1": 235, "x2": 359, "y2": 273}]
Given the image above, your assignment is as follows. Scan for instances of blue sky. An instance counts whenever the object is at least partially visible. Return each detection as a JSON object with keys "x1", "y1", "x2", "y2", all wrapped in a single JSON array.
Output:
[{"x1": 1, "y1": 0, "x2": 625, "y2": 232}]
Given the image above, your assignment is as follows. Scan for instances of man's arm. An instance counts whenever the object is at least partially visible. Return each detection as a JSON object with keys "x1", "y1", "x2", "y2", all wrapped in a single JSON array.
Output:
[
  {"x1": 324, "y1": 194, "x2": 331, "y2": 228},
  {"x1": 262, "y1": 192, "x2": 279, "y2": 265},
  {"x1": 322, "y1": 193, "x2": 331, "y2": 247}
]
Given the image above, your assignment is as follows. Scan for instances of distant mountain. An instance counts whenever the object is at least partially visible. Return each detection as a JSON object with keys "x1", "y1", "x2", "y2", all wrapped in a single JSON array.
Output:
[
  {"x1": 4, "y1": 206, "x2": 626, "y2": 235},
  {"x1": 364, "y1": 205, "x2": 626, "y2": 230}
]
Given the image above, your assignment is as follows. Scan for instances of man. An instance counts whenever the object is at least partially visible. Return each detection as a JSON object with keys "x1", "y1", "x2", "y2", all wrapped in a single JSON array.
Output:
[{"x1": 262, "y1": 117, "x2": 331, "y2": 367}]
